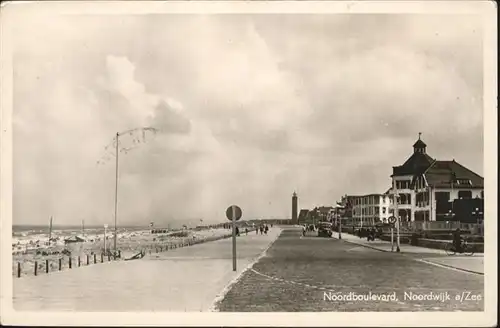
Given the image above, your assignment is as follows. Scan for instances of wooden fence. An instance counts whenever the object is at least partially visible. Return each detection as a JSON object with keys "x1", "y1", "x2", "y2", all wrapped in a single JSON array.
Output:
[{"x1": 15, "y1": 233, "x2": 233, "y2": 278}]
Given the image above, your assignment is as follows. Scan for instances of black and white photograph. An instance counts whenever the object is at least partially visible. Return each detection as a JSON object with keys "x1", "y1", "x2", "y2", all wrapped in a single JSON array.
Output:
[{"x1": 0, "y1": 1, "x2": 496, "y2": 326}]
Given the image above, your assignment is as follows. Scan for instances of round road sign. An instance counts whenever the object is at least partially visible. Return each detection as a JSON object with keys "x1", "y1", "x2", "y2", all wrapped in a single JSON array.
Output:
[
  {"x1": 388, "y1": 216, "x2": 397, "y2": 224},
  {"x1": 226, "y1": 205, "x2": 242, "y2": 221}
]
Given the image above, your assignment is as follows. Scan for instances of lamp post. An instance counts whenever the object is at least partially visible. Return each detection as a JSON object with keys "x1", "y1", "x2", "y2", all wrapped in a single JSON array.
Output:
[
  {"x1": 113, "y1": 132, "x2": 119, "y2": 254},
  {"x1": 98, "y1": 127, "x2": 158, "y2": 255},
  {"x1": 472, "y1": 207, "x2": 483, "y2": 224},
  {"x1": 338, "y1": 212, "x2": 342, "y2": 240},
  {"x1": 445, "y1": 210, "x2": 456, "y2": 229},
  {"x1": 392, "y1": 179, "x2": 401, "y2": 252}
]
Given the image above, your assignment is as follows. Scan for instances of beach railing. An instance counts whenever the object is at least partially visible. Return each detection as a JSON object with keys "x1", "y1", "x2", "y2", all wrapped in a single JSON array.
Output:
[{"x1": 15, "y1": 250, "x2": 121, "y2": 278}]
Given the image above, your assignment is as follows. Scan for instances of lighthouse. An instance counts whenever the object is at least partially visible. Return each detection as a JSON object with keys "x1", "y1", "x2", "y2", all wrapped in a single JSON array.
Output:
[{"x1": 292, "y1": 191, "x2": 298, "y2": 224}]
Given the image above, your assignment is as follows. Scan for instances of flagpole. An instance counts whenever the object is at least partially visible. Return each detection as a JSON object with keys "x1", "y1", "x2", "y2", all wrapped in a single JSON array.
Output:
[{"x1": 114, "y1": 132, "x2": 119, "y2": 253}]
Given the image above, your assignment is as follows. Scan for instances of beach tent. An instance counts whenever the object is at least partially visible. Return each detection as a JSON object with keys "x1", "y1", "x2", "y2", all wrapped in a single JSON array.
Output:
[{"x1": 64, "y1": 236, "x2": 85, "y2": 244}]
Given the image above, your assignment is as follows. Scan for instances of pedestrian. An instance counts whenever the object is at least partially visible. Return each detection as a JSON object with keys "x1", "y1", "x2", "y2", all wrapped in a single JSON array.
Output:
[
  {"x1": 256, "y1": 227, "x2": 259, "y2": 235},
  {"x1": 367, "y1": 228, "x2": 374, "y2": 241},
  {"x1": 259, "y1": 225, "x2": 264, "y2": 235},
  {"x1": 245, "y1": 228, "x2": 248, "y2": 235},
  {"x1": 264, "y1": 225, "x2": 269, "y2": 235},
  {"x1": 452, "y1": 228, "x2": 462, "y2": 253},
  {"x1": 302, "y1": 225, "x2": 306, "y2": 236}
]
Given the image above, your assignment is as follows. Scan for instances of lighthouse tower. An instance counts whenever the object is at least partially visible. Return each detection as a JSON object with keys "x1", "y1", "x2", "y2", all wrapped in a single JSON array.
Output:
[{"x1": 292, "y1": 191, "x2": 298, "y2": 224}]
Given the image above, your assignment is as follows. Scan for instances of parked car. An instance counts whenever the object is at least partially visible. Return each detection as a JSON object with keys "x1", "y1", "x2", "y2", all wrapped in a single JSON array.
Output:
[{"x1": 317, "y1": 222, "x2": 333, "y2": 238}]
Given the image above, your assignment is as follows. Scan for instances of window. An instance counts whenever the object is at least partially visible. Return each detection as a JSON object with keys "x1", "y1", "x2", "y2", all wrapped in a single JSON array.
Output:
[
  {"x1": 456, "y1": 179, "x2": 472, "y2": 186},
  {"x1": 435, "y1": 192, "x2": 450, "y2": 202},
  {"x1": 382, "y1": 207, "x2": 386, "y2": 214},
  {"x1": 458, "y1": 190, "x2": 472, "y2": 199}
]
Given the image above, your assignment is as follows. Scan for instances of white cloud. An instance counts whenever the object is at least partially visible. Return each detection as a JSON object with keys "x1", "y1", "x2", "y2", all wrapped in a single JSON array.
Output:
[{"x1": 11, "y1": 13, "x2": 483, "y2": 226}]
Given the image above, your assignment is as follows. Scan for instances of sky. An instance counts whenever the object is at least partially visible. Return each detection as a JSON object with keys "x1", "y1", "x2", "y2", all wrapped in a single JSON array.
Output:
[{"x1": 9, "y1": 11, "x2": 484, "y2": 227}]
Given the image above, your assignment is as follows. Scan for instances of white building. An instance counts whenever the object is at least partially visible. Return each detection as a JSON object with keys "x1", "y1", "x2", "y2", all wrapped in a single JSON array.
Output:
[
  {"x1": 350, "y1": 193, "x2": 393, "y2": 226},
  {"x1": 387, "y1": 134, "x2": 484, "y2": 223}
]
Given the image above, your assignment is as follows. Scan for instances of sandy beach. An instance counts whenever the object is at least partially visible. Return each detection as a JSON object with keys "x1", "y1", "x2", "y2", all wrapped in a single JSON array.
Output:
[{"x1": 12, "y1": 227, "x2": 232, "y2": 277}]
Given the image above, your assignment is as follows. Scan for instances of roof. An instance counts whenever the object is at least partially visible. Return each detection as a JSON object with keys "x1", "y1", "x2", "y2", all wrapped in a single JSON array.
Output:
[
  {"x1": 315, "y1": 206, "x2": 333, "y2": 213},
  {"x1": 413, "y1": 139, "x2": 427, "y2": 148},
  {"x1": 393, "y1": 152, "x2": 435, "y2": 176},
  {"x1": 424, "y1": 160, "x2": 483, "y2": 188},
  {"x1": 298, "y1": 209, "x2": 309, "y2": 217}
]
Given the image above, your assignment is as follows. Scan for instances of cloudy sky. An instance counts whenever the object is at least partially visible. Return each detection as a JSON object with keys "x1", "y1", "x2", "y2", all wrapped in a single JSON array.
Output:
[{"x1": 10, "y1": 11, "x2": 484, "y2": 227}]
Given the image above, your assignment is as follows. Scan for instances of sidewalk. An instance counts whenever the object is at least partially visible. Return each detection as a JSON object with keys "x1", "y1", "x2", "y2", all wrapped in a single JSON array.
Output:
[
  {"x1": 13, "y1": 228, "x2": 282, "y2": 312},
  {"x1": 333, "y1": 232, "x2": 484, "y2": 274},
  {"x1": 333, "y1": 232, "x2": 446, "y2": 254}
]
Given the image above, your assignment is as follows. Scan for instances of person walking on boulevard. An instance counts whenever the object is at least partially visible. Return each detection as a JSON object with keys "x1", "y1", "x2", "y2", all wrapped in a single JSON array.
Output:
[{"x1": 452, "y1": 228, "x2": 463, "y2": 253}]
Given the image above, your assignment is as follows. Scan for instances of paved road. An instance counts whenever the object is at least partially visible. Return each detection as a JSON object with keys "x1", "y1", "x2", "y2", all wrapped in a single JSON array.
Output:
[
  {"x1": 13, "y1": 228, "x2": 281, "y2": 312},
  {"x1": 216, "y1": 228, "x2": 484, "y2": 311},
  {"x1": 333, "y1": 231, "x2": 484, "y2": 274}
]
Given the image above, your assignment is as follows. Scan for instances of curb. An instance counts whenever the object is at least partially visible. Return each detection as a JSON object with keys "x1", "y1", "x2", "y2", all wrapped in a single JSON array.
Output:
[
  {"x1": 333, "y1": 236, "x2": 392, "y2": 253},
  {"x1": 334, "y1": 236, "x2": 484, "y2": 275},
  {"x1": 208, "y1": 229, "x2": 283, "y2": 312},
  {"x1": 416, "y1": 258, "x2": 484, "y2": 276}
]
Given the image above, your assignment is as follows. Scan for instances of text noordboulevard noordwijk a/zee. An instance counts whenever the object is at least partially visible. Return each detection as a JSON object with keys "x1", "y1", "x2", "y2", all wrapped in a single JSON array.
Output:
[{"x1": 323, "y1": 291, "x2": 482, "y2": 303}]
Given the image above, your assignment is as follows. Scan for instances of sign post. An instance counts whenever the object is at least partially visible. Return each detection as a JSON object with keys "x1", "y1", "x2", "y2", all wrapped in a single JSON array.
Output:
[
  {"x1": 338, "y1": 214, "x2": 342, "y2": 240},
  {"x1": 396, "y1": 215, "x2": 401, "y2": 252},
  {"x1": 388, "y1": 216, "x2": 396, "y2": 252},
  {"x1": 226, "y1": 205, "x2": 242, "y2": 272},
  {"x1": 390, "y1": 226, "x2": 394, "y2": 252}
]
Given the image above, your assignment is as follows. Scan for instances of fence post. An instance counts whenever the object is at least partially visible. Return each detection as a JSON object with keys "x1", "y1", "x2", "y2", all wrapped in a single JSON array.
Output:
[
  {"x1": 69, "y1": 257, "x2": 72, "y2": 269},
  {"x1": 101, "y1": 253, "x2": 104, "y2": 263},
  {"x1": 17, "y1": 262, "x2": 21, "y2": 278},
  {"x1": 59, "y1": 258, "x2": 62, "y2": 271},
  {"x1": 46, "y1": 259, "x2": 49, "y2": 273},
  {"x1": 34, "y1": 261, "x2": 38, "y2": 276},
  {"x1": 78, "y1": 256, "x2": 81, "y2": 267},
  {"x1": 94, "y1": 254, "x2": 97, "y2": 264},
  {"x1": 86, "y1": 254, "x2": 89, "y2": 265}
]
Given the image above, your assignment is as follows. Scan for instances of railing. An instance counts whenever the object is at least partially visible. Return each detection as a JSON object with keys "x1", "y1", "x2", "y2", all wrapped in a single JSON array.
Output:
[{"x1": 409, "y1": 221, "x2": 482, "y2": 232}]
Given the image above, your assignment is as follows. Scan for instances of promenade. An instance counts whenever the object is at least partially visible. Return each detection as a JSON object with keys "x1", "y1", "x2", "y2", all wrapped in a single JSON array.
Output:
[
  {"x1": 332, "y1": 232, "x2": 484, "y2": 274},
  {"x1": 216, "y1": 227, "x2": 484, "y2": 312},
  {"x1": 13, "y1": 228, "x2": 282, "y2": 312}
]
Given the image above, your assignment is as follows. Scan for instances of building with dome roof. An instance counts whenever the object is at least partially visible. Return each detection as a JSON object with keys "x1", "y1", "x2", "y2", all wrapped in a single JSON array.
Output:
[{"x1": 387, "y1": 133, "x2": 484, "y2": 223}]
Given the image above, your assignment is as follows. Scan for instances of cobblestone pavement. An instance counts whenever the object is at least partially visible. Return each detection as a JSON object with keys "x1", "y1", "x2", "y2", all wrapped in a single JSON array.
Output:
[
  {"x1": 216, "y1": 228, "x2": 484, "y2": 312},
  {"x1": 333, "y1": 232, "x2": 484, "y2": 274}
]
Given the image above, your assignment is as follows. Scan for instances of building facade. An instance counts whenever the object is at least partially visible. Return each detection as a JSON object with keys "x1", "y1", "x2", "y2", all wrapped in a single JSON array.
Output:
[
  {"x1": 350, "y1": 194, "x2": 393, "y2": 226},
  {"x1": 388, "y1": 135, "x2": 484, "y2": 223}
]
